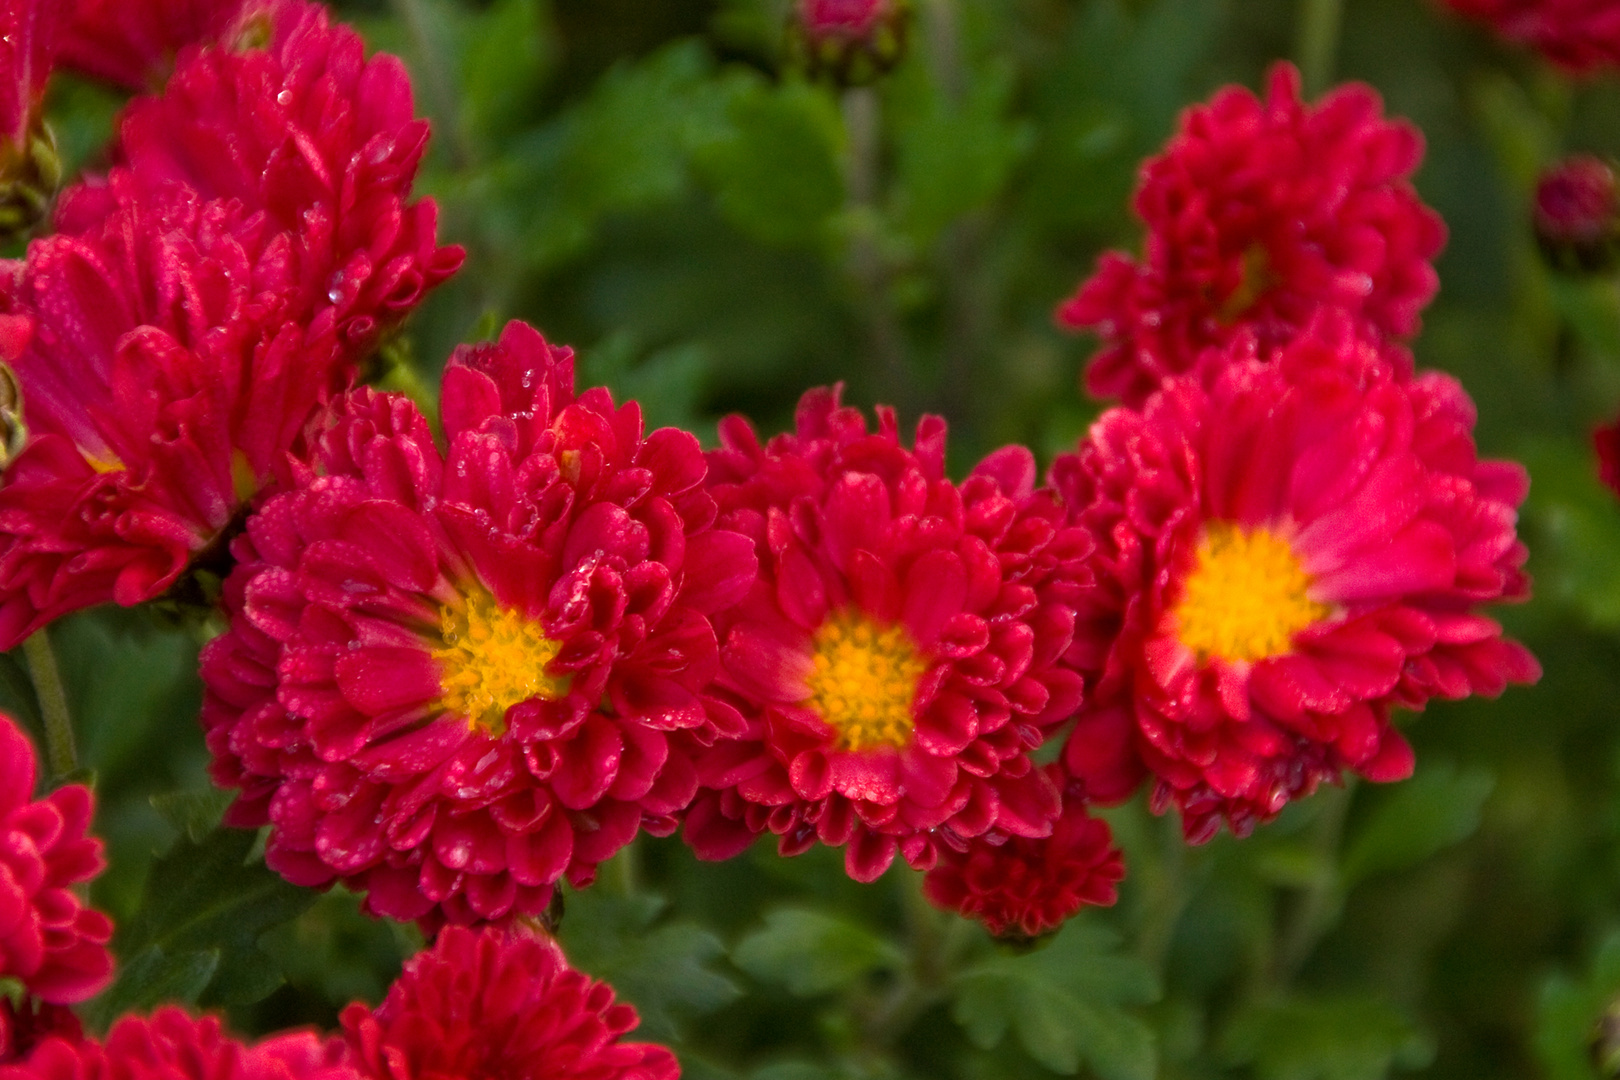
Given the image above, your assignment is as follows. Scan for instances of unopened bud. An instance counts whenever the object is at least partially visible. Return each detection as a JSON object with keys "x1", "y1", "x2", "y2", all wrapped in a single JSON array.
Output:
[
  {"x1": 1535, "y1": 154, "x2": 1620, "y2": 273},
  {"x1": 791, "y1": 0, "x2": 912, "y2": 87},
  {"x1": 0, "y1": 122, "x2": 60, "y2": 245}
]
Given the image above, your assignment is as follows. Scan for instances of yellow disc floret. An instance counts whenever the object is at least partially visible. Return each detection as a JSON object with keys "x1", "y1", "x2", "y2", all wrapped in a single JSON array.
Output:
[
  {"x1": 433, "y1": 589, "x2": 568, "y2": 734},
  {"x1": 803, "y1": 610, "x2": 930, "y2": 753},
  {"x1": 1171, "y1": 522, "x2": 1329, "y2": 664}
]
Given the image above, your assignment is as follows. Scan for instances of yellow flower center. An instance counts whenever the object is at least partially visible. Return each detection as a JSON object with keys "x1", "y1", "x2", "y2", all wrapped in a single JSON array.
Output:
[
  {"x1": 1171, "y1": 523, "x2": 1329, "y2": 664},
  {"x1": 432, "y1": 590, "x2": 568, "y2": 734},
  {"x1": 803, "y1": 611, "x2": 930, "y2": 753}
]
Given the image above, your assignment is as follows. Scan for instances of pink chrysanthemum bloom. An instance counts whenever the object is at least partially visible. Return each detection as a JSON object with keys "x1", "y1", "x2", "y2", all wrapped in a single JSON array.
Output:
[
  {"x1": 1051, "y1": 318, "x2": 1539, "y2": 841},
  {"x1": 0, "y1": 1007, "x2": 359, "y2": 1080},
  {"x1": 341, "y1": 925, "x2": 678, "y2": 1080},
  {"x1": 1056, "y1": 63, "x2": 1446, "y2": 407},
  {"x1": 55, "y1": 0, "x2": 463, "y2": 362},
  {"x1": 922, "y1": 769, "x2": 1123, "y2": 940},
  {"x1": 1440, "y1": 0, "x2": 1620, "y2": 72},
  {"x1": 681, "y1": 388, "x2": 1090, "y2": 882},
  {"x1": 0, "y1": 715, "x2": 111, "y2": 1006},
  {"x1": 58, "y1": 0, "x2": 246, "y2": 91},
  {"x1": 0, "y1": 184, "x2": 348, "y2": 647},
  {"x1": 200, "y1": 321, "x2": 755, "y2": 929}
]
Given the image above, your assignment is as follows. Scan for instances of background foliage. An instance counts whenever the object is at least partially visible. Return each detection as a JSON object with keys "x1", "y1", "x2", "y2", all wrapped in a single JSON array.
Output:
[{"x1": 25, "y1": 1, "x2": 1620, "y2": 1077}]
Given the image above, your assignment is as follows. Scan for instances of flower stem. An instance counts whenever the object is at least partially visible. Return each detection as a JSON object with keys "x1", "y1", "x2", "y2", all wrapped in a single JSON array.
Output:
[
  {"x1": 1271, "y1": 779, "x2": 1354, "y2": 985},
  {"x1": 1296, "y1": 0, "x2": 1346, "y2": 96},
  {"x1": 23, "y1": 629, "x2": 76, "y2": 781}
]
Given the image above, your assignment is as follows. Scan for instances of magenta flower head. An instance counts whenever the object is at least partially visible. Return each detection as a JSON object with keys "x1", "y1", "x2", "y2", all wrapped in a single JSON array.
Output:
[
  {"x1": 1534, "y1": 154, "x2": 1620, "y2": 272},
  {"x1": 0, "y1": 1007, "x2": 359, "y2": 1080},
  {"x1": 1440, "y1": 0, "x2": 1620, "y2": 73},
  {"x1": 1051, "y1": 316, "x2": 1539, "y2": 842},
  {"x1": 0, "y1": 0, "x2": 65, "y2": 236},
  {"x1": 681, "y1": 387, "x2": 1090, "y2": 882},
  {"x1": 340, "y1": 925, "x2": 678, "y2": 1080},
  {"x1": 200, "y1": 321, "x2": 756, "y2": 930},
  {"x1": 793, "y1": 0, "x2": 910, "y2": 85},
  {"x1": 58, "y1": 0, "x2": 248, "y2": 91},
  {"x1": 0, "y1": 715, "x2": 112, "y2": 1007},
  {"x1": 0, "y1": 185, "x2": 349, "y2": 647},
  {"x1": 1057, "y1": 63, "x2": 1446, "y2": 407},
  {"x1": 55, "y1": 0, "x2": 463, "y2": 363},
  {"x1": 922, "y1": 768, "x2": 1124, "y2": 941}
]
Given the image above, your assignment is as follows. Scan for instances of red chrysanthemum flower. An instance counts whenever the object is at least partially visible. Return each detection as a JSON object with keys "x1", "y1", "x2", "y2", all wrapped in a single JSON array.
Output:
[
  {"x1": 340, "y1": 925, "x2": 678, "y2": 1080},
  {"x1": 922, "y1": 769, "x2": 1123, "y2": 939},
  {"x1": 200, "y1": 321, "x2": 756, "y2": 929},
  {"x1": 0, "y1": 716, "x2": 111, "y2": 1006},
  {"x1": 1052, "y1": 317, "x2": 1539, "y2": 841},
  {"x1": 681, "y1": 388, "x2": 1090, "y2": 882},
  {"x1": 1439, "y1": 0, "x2": 1620, "y2": 73},
  {"x1": 1056, "y1": 63, "x2": 1446, "y2": 407},
  {"x1": 55, "y1": 0, "x2": 463, "y2": 362},
  {"x1": 58, "y1": 0, "x2": 247, "y2": 91},
  {"x1": 0, "y1": 183, "x2": 348, "y2": 647},
  {"x1": 0, "y1": 1001, "x2": 81, "y2": 1065},
  {"x1": 0, "y1": 1007, "x2": 358, "y2": 1080}
]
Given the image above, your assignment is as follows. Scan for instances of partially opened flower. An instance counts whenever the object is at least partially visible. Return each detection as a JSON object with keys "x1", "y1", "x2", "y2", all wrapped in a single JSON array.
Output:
[
  {"x1": 0, "y1": 185, "x2": 347, "y2": 646},
  {"x1": 1534, "y1": 154, "x2": 1620, "y2": 272},
  {"x1": 0, "y1": 1007, "x2": 358, "y2": 1080},
  {"x1": 0, "y1": 714, "x2": 112, "y2": 1006},
  {"x1": 341, "y1": 925, "x2": 677, "y2": 1080},
  {"x1": 922, "y1": 769, "x2": 1123, "y2": 940},
  {"x1": 682, "y1": 388, "x2": 1089, "y2": 882},
  {"x1": 1052, "y1": 318, "x2": 1538, "y2": 841},
  {"x1": 1057, "y1": 63, "x2": 1445, "y2": 407},
  {"x1": 793, "y1": 0, "x2": 910, "y2": 84},
  {"x1": 1439, "y1": 0, "x2": 1620, "y2": 73},
  {"x1": 200, "y1": 321, "x2": 755, "y2": 929},
  {"x1": 55, "y1": 0, "x2": 462, "y2": 362},
  {"x1": 58, "y1": 0, "x2": 247, "y2": 91}
]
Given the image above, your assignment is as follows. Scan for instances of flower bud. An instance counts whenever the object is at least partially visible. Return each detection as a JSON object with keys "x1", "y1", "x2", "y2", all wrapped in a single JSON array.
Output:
[
  {"x1": 1534, "y1": 154, "x2": 1620, "y2": 273},
  {"x1": 791, "y1": 0, "x2": 911, "y2": 86}
]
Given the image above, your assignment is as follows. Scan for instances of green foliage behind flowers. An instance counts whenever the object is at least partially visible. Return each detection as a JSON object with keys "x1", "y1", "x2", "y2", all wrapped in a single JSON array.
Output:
[{"x1": 15, "y1": 0, "x2": 1620, "y2": 1077}]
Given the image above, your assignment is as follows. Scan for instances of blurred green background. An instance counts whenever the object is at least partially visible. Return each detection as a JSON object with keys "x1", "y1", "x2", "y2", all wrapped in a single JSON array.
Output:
[{"x1": 22, "y1": 1, "x2": 1620, "y2": 1078}]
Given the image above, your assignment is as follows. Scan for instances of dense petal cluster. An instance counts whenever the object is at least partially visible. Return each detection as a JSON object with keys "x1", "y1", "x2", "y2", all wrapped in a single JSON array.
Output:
[
  {"x1": 0, "y1": 186, "x2": 348, "y2": 646},
  {"x1": 200, "y1": 321, "x2": 755, "y2": 929},
  {"x1": 1057, "y1": 63, "x2": 1445, "y2": 407},
  {"x1": 1440, "y1": 0, "x2": 1620, "y2": 72},
  {"x1": 0, "y1": 0, "x2": 461, "y2": 646},
  {"x1": 0, "y1": 1008, "x2": 358, "y2": 1080},
  {"x1": 341, "y1": 925, "x2": 678, "y2": 1080},
  {"x1": 683, "y1": 387, "x2": 1090, "y2": 882},
  {"x1": 922, "y1": 770, "x2": 1123, "y2": 939},
  {"x1": 1052, "y1": 318, "x2": 1538, "y2": 840},
  {"x1": 57, "y1": 0, "x2": 463, "y2": 361},
  {"x1": 0, "y1": 715, "x2": 111, "y2": 1006},
  {"x1": 59, "y1": 0, "x2": 247, "y2": 90}
]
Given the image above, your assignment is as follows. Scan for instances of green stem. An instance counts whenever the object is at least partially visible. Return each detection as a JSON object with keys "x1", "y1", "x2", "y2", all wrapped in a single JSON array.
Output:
[
  {"x1": 1296, "y1": 0, "x2": 1346, "y2": 96},
  {"x1": 23, "y1": 629, "x2": 76, "y2": 781},
  {"x1": 841, "y1": 86, "x2": 914, "y2": 412}
]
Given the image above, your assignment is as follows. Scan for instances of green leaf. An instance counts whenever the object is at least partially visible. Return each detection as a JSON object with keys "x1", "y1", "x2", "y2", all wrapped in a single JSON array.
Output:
[
  {"x1": 949, "y1": 920, "x2": 1158, "y2": 1079},
  {"x1": 732, "y1": 907, "x2": 905, "y2": 997},
  {"x1": 87, "y1": 827, "x2": 316, "y2": 1027},
  {"x1": 1220, "y1": 994, "x2": 1436, "y2": 1080},
  {"x1": 893, "y1": 60, "x2": 1033, "y2": 242},
  {"x1": 1535, "y1": 932, "x2": 1620, "y2": 1080},
  {"x1": 149, "y1": 788, "x2": 235, "y2": 844},
  {"x1": 1340, "y1": 763, "x2": 1495, "y2": 887},
  {"x1": 559, "y1": 889, "x2": 740, "y2": 1041},
  {"x1": 691, "y1": 78, "x2": 846, "y2": 247},
  {"x1": 1522, "y1": 439, "x2": 1620, "y2": 630},
  {"x1": 460, "y1": 0, "x2": 554, "y2": 142}
]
